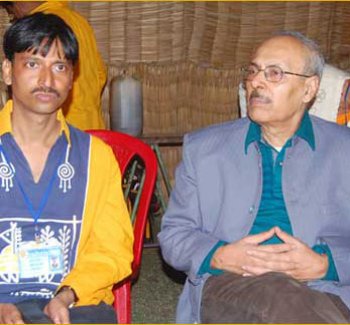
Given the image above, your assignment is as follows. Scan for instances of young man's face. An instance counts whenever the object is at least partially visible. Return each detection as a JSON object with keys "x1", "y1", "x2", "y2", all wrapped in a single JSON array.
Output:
[{"x1": 2, "y1": 39, "x2": 73, "y2": 117}]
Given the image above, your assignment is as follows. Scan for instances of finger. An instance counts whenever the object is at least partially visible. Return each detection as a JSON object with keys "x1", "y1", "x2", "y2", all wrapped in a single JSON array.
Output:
[
  {"x1": 246, "y1": 253, "x2": 297, "y2": 273},
  {"x1": 251, "y1": 243, "x2": 293, "y2": 253},
  {"x1": 247, "y1": 249, "x2": 290, "y2": 260},
  {"x1": 283, "y1": 270, "x2": 309, "y2": 281},
  {"x1": 285, "y1": 269, "x2": 316, "y2": 282},
  {"x1": 44, "y1": 307, "x2": 70, "y2": 324},
  {"x1": 52, "y1": 312, "x2": 70, "y2": 325},
  {"x1": 274, "y1": 227, "x2": 299, "y2": 245},
  {"x1": 247, "y1": 250, "x2": 297, "y2": 265},
  {"x1": 243, "y1": 267, "x2": 301, "y2": 280},
  {"x1": 51, "y1": 313, "x2": 69, "y2": 325},
  {"x1": 246, "y1": 228, "x2": 276, "y2": 244},
  {"x1": 4, "y1": 309, "x2": 24, "y2": 324},
  {"x1": 241, "y1": 265, "x2": 274, "y2": 276},
  {"x1": 53, "y1": 316, "x2": 63, "y2": 324},
  {"x1": 243, "y1": 261, "x2": 295, "y2": 274},
  {"x1": 58, "y1": 310, "x2": 70, "y2": 324},
  {"x1": 242, "y1": 273, "x2": 253, "y2": 277},
  {"x1": 6, "y1": 314, "x2": 24, "y2": 324}
]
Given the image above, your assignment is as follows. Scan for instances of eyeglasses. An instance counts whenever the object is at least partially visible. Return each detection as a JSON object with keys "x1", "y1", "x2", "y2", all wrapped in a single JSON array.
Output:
[{"x1": 241, "y1": 64, "x2": 314, "y2": 83}]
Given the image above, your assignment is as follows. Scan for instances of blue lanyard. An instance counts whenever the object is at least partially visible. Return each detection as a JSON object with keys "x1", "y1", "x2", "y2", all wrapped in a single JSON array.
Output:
[{"x1": 0, "y1": 139, "x2": 66, "y2": 226}]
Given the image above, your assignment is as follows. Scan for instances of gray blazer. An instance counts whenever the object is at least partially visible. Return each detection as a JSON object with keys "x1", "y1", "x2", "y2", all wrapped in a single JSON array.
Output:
[{"x1": 158, "y1": 116, "x2": 350, "y2": 323}]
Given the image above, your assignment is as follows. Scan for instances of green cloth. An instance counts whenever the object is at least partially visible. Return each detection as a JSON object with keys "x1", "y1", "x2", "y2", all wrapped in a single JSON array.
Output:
[{"x1": 198, "y1": 241, "x2": 226, "y2": 276}]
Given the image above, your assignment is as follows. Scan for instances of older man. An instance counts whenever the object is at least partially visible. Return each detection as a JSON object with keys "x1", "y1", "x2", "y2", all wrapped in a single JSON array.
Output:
[
  {"x1": 0, "y1": 12, "x2": 133, "y2": 324},
  {"x1": 159, "y1": 31, "x2": 350, "y2": 323}
]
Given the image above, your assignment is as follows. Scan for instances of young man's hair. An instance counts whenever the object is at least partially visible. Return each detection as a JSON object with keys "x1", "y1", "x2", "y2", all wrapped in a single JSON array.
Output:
[
  {"x1": 0, "y1": 1, "x2": 13, "y2": 8},
  {"x1": 3, "y1": 12, "x2": 79, "y2": 65}
]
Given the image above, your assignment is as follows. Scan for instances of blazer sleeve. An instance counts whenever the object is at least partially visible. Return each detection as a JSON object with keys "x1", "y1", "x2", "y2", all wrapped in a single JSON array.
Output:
[
  {"x1": 158, "y1": 134, "x2": 223, "y2": 282},
  {"x1": 319, "y1": 236, "x2": 350, "y2": 285}
]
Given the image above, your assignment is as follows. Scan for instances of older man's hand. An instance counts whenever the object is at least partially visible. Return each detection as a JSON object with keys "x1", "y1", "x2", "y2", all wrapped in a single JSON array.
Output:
[
  {"x1": 242, "y1": 227, "x2": 329, "y2": 281},
  {"x1": 0, "y1": 303, "x2": 24, "y2": 324},
  {"x1": 211, "y1": 227, "x2": 294, "y2": 275}
]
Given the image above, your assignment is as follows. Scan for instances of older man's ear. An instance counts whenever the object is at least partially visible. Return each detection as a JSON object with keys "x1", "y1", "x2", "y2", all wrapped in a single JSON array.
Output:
[{"x1": 303, "y1": 75, "x2": 320, "y2": 105}]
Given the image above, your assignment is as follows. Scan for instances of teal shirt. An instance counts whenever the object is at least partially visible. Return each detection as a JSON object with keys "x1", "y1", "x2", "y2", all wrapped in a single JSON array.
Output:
[
  {"x1": 199, "y1": 113, "x2": 338, "y2": 281},
  {"x1": 249, "y1": 139, "x2": 293, "y2": 244}
]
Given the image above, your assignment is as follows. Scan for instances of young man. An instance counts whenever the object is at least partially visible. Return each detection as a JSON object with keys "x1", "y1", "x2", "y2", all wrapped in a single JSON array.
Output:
[
  {"x1": 159, "y1": 31, "x2": 350, "y2": 323},
  {"x1": 2, "y1": 1, "x2": 107, "y2": 130},
  {"x1": 0, "y1": 13, "x2": 133, "y2": 324}
]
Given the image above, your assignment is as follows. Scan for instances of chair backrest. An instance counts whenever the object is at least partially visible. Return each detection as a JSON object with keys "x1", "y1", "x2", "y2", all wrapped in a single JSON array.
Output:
[{"x1": 86, "y1": 129, "x2": 158, "y2": 323}]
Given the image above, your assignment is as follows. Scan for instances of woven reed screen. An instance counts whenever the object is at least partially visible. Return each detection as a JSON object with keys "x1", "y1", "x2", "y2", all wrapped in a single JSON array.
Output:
[
  {"x1": 70, "y1": 1, "x2": 344, "y2": 134},
  {"x1": 330, "y1": 3, "x2": 350, "y2": 70},
  {"x1": 1, "y1": 2, "x2": 350, "y2": 181},
  {"x1": 68, "y1": 1, "x2": 350, "y2": 181}
]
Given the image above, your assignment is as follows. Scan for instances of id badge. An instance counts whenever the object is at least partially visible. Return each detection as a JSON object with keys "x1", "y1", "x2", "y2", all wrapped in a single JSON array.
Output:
[{"x1": 18, "y1": 241, "x2": 64, "y2": 279}]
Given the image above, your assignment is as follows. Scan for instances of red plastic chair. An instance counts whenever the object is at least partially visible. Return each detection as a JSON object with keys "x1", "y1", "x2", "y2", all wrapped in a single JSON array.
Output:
[{"x1": 86, "y1": 130, "x2": 158, "y2": 323}]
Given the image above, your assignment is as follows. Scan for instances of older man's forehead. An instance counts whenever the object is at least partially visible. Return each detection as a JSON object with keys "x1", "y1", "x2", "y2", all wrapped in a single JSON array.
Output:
[{"x1": 251, "y1": 36, "x2": 307, "y2": 68}]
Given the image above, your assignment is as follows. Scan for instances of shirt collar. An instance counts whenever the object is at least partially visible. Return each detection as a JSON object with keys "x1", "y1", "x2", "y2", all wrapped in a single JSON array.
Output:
[
  {"x1": 295, "y1": 111, "x2": 315, "y2": 151},
  {"x1": 244, "y1": 119, "x2": 261, "y2": 154},
  {"x1": 244, "y1": 111, "x2": 315, "y2": 154},
  {"x1": 0, "y1": 100, "x2": 71, "y2": 145}
]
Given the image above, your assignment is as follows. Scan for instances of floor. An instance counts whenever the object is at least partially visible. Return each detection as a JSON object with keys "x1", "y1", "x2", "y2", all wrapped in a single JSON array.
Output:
[{"x1": 132, "y1": 247, "x2": 185, "y2": 323}]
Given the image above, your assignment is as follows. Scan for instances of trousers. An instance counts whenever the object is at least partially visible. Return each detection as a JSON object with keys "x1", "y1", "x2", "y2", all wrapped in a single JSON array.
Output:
[
  {"x1": 15, "y1": 299, "x2": 117, "y2": 324},
  {"x1": 201, "y1": 272, "x2": 350, "y2": 323}
]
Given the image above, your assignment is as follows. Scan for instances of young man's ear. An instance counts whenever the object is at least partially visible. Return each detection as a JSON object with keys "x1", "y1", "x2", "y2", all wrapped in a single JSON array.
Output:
[
  {"x1": 2, "y1": 59, "x2": 12, "y2": 86},
  {"x1": 303, "y1": 75, "x2": 320, "y2": 104}
]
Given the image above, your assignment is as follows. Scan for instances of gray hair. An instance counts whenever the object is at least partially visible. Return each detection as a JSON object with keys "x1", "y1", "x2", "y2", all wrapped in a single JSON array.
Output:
[{"x1": 272, "y1": 30, "x2": 325, "y2": 79}]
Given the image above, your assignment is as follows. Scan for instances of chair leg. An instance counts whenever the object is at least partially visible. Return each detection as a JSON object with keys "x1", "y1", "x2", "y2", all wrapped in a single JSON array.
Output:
[{"x1": 113, "y1": 281, "x2": 131, "y2": 324}]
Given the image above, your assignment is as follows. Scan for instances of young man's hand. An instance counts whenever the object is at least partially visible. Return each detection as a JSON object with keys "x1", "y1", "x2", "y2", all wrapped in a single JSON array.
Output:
[
  {"x1": 44, "y1": 287, "x2": 76, "y2": 324},
  {"x1": 0, "y1": 303, "x2": 24, "y2": 324}
]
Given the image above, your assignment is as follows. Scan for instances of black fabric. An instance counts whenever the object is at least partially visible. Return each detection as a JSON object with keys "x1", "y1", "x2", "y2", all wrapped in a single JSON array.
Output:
[{"x1": 15, "y1": 299, "x2": 117, "y2": 324}]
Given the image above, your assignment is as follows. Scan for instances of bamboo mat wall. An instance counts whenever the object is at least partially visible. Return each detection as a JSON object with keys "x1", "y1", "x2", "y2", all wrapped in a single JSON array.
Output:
[
  {"x1": 1, "y1": 2, "x2": 350, "y2": 180},
  {"x1": 69, "y1": 1, "x2": 350, "y2": 180},
  {"x1": 70, "y1": 1, "x2": 347, "y2": 134}
]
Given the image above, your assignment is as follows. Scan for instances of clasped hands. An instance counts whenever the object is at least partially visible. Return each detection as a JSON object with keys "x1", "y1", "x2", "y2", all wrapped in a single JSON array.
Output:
[{"x1": 211, "y1": 227, "x2": 328, "y2": 282}]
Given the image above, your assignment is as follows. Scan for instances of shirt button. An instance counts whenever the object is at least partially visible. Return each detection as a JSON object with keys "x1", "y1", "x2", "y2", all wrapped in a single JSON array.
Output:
[{"x1": 249, "y1": 206, "x2": 254, "y2": 213}]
